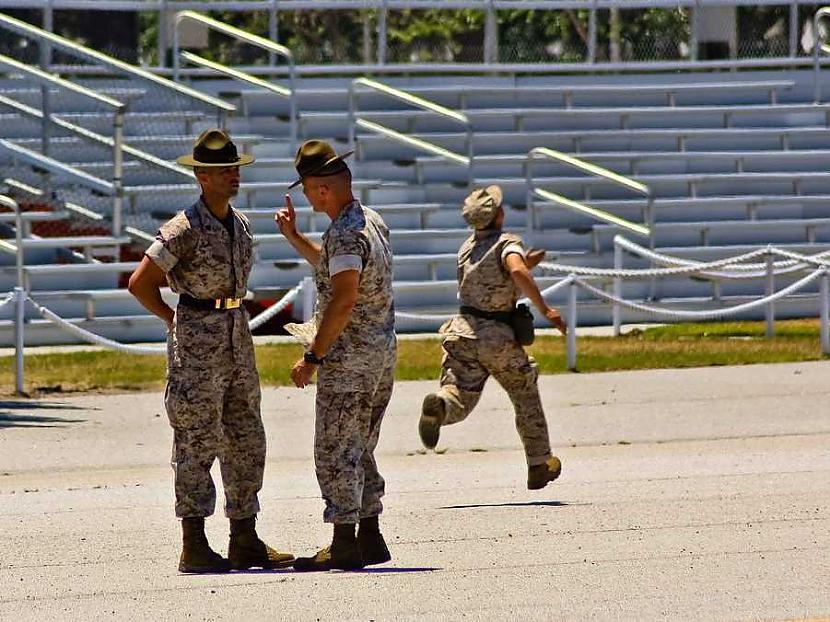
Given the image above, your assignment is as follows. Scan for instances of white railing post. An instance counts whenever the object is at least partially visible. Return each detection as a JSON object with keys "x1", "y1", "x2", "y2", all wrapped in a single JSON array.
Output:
[
  {"x1": 821, "y1": 269, "x2": 830, "y2": 355},
  {"x1": 112, "y1": 106, "x2": 125, "y2": 236},
  {"x1": 377, "y1": 0, "x2": 388, "y2": 65},
  {"x1": 613, "y1": 243, "x2": 622, "y2": 336},
  {"x1": 765, "y1": 251, "x2": 776, "y2": 338},
  {"x1": 567, "y1": 277, "x2": 578, "y2": 371},
  {"x1": 301, "y1": 276, "x2": 316, "y2": 322},
  {"x1": 14, "y1": 286, "x2": 25, "y2": 395}
]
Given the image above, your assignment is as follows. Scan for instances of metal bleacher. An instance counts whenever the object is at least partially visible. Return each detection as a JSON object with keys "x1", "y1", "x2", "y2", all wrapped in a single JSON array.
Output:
[{"x1": 2, "y1": 9, "x2": 830, "y2": 345}]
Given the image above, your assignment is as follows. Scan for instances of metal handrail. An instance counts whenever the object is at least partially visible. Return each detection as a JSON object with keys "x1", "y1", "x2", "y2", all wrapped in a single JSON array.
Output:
[
  {"x1": 0, "y1": 194, "x2": 24, "y2": 290},
  {"x1": 814, "y1": 7, "x2": 830, "y2": 103},
  {"x1": 348, "y1": 77, "x2": 473, "y2": 180},
  {"x1": 526, "y1": 147, "x2": 654, "y2": 242},
  {"x1": 0, "y1": 52, "x2": 128, "y2": 235},
  {"x1": 179, "y1": 51, "x2": 297, "y2": 148},
  {"x1": 172, "y1": 10, "x2": 295, "y2": 142},
  {"x1": 0, "y1": 12, "x2": 235, "y2": 127},
  {"x1": 0, "y1": 139, "x2": 114, "y2": 195}
]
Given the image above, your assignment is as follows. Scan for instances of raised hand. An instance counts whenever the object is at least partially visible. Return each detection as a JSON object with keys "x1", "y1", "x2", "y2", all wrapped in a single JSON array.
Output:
[
  {"x1": 275, "y1": 193, "x2": 298, "y2": 237},
  {"x1": 526, "y1": 248, "x2": 546, "y2": 270}
]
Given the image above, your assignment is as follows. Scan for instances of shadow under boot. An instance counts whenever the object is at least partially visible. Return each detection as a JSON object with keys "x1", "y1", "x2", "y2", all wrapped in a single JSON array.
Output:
[
  {"x1": 179, "y1": 517, "x2": 231, "y2": 574},
  {"x1": 228, "y1": 516, "x2": 295, "y2": 570},
  {"x1": 357, "y1": 516, "x2": 392, "y2": 566},
  {"x1": 293, "y1": 523, "x2": 365, "y2": 572},
  {"x1": 527, "y1": 456, "x2": 563, "y2": 490}
]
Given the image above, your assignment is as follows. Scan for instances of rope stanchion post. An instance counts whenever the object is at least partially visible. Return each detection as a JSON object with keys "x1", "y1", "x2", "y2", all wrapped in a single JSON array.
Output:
[
  {"x1": 821, "y1": 269, "x2": 830, "y2": 355},
  {"x1": 301, "y1": 276, "x2": 316, "y2": 322},
  {"x1": 567, "y1": 276, "x2": 578, "y2": 371},
  {"x1": 14, "y1": 287, "x2": 25, "y2": 394},
  {"x1": 612, "y1": 243, "x2": 622, "y2": 336},
  {"x1": 765, "y1": 251, "x2": 776, "y2": 338}
]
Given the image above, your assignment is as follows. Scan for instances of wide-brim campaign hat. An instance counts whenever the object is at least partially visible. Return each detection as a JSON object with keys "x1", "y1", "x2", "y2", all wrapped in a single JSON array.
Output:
[
  {"x1": 462, "y1": 184, "x2": 503, "y2": 229},
  {"x1": 176, "y1": 128, "x2": 255, "y2": 168},
  {"x1": 288, "y1": 139, "x2": 354, "y2": 189}
]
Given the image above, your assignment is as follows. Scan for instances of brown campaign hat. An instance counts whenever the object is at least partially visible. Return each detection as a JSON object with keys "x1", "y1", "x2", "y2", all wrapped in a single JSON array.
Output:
[
  {"x1": 176, "y1": 128, "x2": 255, "y2": 168},
  {"x1": 462, "y1": 184, "x2": 503, "y2": 229},
  {"x1": 289, "y1": 139, "x2": 354, "y2": 189}
]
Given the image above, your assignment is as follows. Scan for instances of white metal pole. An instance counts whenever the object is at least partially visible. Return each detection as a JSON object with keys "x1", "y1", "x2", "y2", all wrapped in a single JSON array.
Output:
[
  {"x1": 14, "y1": 286, "x2": 25, "y2": 395},
  {"x1": 821, "y1": 269, "x2": 830, "y2": 355},
  {"x1": 567, "y1": 277, "x2": 578, "y2": 370},
  {"x1": 112, "y1": 107, "x2": 125, "y2": 236},
  {"x1": 301, "y1": 276, "x2": 316, "y2": 322},
  {"x1": 613, "y1": 243, "x2": 622, "y2": 336},
  {"x1": 765, "y1": 252, "x2": 775, "y2": 338}
]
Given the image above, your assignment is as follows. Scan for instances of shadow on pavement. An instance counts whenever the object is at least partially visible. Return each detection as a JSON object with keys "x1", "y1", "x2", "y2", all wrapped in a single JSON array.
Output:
[
  {"x1": 439, "y1": 500, "x2": 577, "y2": 510},
  {"x1": 0, "y1": 400, "x2": 87, "y2": 429}
]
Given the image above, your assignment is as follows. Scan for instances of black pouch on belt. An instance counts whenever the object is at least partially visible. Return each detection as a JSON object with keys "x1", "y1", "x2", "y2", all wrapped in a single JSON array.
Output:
[{"x1": 510, "y1": 303, "x2": 535, "y2": 346}]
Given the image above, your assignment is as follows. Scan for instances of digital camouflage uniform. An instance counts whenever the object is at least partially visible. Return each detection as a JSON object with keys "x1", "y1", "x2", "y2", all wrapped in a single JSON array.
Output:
[
  {"x1": 146, "y1": 198, "x2": 265, "y2": 519},
  {"x1": 312, "y1": 200, "x2": 396, "y2": 524},
  {"x1": 429, "y1": 229, "x2": 554, "y2": 467}
]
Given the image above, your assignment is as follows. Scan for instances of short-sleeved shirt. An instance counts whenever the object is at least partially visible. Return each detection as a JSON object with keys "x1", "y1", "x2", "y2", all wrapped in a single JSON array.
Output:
[
  {"x1": 440, "y1": 229, "x2": 527, "y2": 341},
  {"x1": 145, "y1": 198, "x2": 256, "y2": 368},
  {"x1": 313, "y1": 200, "x2": 396, "y2": 392}
]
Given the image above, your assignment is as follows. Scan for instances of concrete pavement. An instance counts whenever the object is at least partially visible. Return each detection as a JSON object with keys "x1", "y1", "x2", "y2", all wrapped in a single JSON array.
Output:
[{"x1": 1, "y1": 361, "x2": 828, "y2": 621}]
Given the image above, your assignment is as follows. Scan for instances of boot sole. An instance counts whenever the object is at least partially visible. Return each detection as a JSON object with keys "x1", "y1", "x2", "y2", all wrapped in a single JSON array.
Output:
[
  {"x1": 362, "y1": 552, "x2": 392, "y2": 566},
  {"x1": 419, "y1": 394, "x2": 444, "y2": 450},
  {"x1": 527, "y1": 459, "x2": 563, "y2": 490},
  {"x1": 179, "y1": 563, "x2": 232, "y2": 574}
]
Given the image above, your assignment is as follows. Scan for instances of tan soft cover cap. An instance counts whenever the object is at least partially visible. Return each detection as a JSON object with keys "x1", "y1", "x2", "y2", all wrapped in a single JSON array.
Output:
[{"x1": 462, "y1": 185, "x2": 503, "y2": 229}]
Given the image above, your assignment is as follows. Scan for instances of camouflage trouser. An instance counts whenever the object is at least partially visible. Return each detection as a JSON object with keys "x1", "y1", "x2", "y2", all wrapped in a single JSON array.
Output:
[
  {"x1": 314, "y1": 361, "x2": 395, "y2": 524},
  {"x1": 431, "y1": 335, "x2": 552, "y2": 466},
  {"x1": 164, "y1": 361, "x2": 265, "y2": 519}
]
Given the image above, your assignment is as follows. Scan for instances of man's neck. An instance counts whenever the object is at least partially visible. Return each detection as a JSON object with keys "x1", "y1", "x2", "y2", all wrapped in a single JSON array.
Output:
[
  {"x1": 201, "y1": 193, "x2": 231, "y2": 220},
  {"x1": 325, "y1": 194, "x2": 356, "y2": 221}
]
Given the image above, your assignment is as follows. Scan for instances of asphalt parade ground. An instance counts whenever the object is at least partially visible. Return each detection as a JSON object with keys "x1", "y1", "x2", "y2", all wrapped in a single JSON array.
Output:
[{"x1": 1, "y1": 361, "x2": 829, "y2": 621}]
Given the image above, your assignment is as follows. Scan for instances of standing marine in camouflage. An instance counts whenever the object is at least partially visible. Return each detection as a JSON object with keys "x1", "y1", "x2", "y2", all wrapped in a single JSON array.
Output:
[
  {"x1": 419, "y1": 185, "x2": 568, "y2": 490},
  {"x1": 128, "y1": 129, "x2": 294, "y2": 573},
  {"x1": 275, "y1": 140, "x2": 397, "y2": 571}
]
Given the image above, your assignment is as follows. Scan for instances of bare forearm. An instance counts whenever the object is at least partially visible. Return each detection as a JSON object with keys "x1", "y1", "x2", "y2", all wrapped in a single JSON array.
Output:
[
  {"x1": 511, "y1": 269, "x2": 548, "y2": 314},
  {"x1": 285, "y1": 231, "x2": 321, "y2": 266},
  {"x1": 311, "y1": 298, "x2": 355, "y2": 357},
  {"x1": 132, "y1": 286, "x2": 174, "y2": 326}
]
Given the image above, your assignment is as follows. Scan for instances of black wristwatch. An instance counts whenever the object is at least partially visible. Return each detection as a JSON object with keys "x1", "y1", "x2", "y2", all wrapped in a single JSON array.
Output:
[{"x1": 303, "y1": 351, "x2": 326, "y2": 366}]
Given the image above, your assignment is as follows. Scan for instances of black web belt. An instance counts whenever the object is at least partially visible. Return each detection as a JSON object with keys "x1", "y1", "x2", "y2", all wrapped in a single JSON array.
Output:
[
  {"x1": 459, "y1": 305, "x2": 513, "y2": 325},
  {"x1": 178, "y1": 294, "x2": 242, "y2": 311}
]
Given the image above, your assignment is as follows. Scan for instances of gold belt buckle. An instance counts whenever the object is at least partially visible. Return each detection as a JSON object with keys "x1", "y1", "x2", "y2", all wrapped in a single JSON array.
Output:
[{"x1": 215, "y1": 298, "x2": 242, "y2": 310}]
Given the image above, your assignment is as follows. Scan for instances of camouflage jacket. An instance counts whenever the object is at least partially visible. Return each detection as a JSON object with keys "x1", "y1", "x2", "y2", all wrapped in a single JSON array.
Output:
[
  {"x1": 314, "y1": 200, "x2": 396, "y2": 392},
  {"x1": 440, "y1": 229, "x2": 526, "y2": 341},
  {"x1": 145, "y1": 198, "x2": 256, "y2": 368}
]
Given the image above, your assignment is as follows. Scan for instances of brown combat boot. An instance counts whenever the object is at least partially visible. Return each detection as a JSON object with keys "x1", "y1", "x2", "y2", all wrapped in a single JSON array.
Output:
[
  {"x1": 228, "y1": 516, "x2": 295, "y2": 570},
  {"x1": 527, "y1": 456, "x2": 563, "y2": 490},
  {"x1": 357, "y1": 516, "x2": 391, "y2": 566},
  {"x1": 419, "y1": 393, "x2": 445, "y2": 450},
  {"x1": 293, "y1": 523, "x2": 365, "y2": 572},
  {"x1": 178, "y1": 517, "x2": 232, "y2": 574}
]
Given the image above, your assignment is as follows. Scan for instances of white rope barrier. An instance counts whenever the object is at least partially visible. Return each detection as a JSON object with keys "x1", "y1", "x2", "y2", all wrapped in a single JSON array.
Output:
[
  {"x1": 247, "y1": 283, "x2": 302, "y2": 331},
  {"x1": 615, "y1": 236, "x2": 830, "y2": 273},
  {"x1": 28, "y1": 297, "x2": 168, "y2": 355},
  {"x1": 576, "y1": 269, "x2": 824, "y2": 320},
  {"x1": 0, "y1": 293, "x2": 14, "y2": 311}
]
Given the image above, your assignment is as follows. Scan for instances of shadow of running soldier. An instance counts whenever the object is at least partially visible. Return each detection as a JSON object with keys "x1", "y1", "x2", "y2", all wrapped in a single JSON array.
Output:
[
  {"x1": 128, "y1": 129, "x2": 294, "y2": 574},
  {"x1": 276, "y1": 140, "x2": 397, "y2": 571},
  {"x1": 418, "y1": 185, "x2": 569, "y2": 491}
]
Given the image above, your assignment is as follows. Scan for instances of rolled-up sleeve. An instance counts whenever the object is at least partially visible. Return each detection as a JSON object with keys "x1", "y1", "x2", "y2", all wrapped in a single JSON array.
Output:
[
  {"x1": 327, "y1": 230, "x2": 368, "y2": 276},
  {"x1": 145, "y1": 219, "x2": 192, "y2": 274}
]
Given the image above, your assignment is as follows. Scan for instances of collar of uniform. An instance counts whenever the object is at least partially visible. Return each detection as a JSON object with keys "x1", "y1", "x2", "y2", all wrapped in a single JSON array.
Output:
[
  {"x1": 474, "y1": 227, "x2": 502, "y2": 239},
  {"x1": 195, "y1": 197, "x2": 236, "y2": 237},
  {"x1": 332, "y1": 199, "x2": 361, "y2": 226}
]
